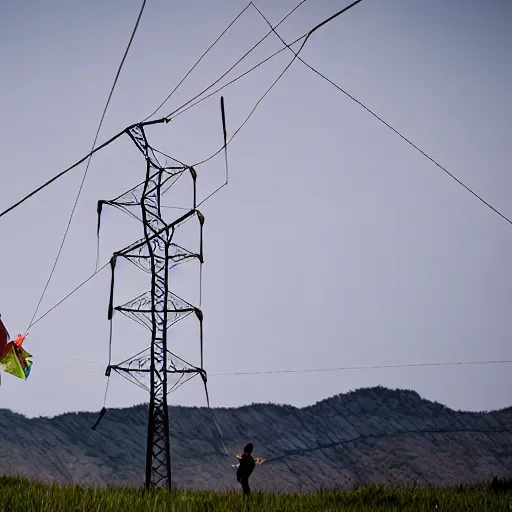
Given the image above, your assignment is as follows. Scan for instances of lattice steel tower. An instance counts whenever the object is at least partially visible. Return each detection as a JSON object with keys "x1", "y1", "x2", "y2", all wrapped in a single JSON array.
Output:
[{"x1": 96, "y1": 123, "x2": 206, "y2": 491}]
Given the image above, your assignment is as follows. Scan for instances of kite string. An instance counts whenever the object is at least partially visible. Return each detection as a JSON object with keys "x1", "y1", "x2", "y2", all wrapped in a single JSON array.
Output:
[{"x1": 28, "y1": 261, "x2": 110, "y2": 330}]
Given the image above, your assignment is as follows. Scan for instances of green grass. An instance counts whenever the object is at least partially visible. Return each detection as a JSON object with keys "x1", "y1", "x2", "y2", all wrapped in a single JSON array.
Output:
[{"x1": 0, "y1": 476, "x2": 511, "y2": 511}]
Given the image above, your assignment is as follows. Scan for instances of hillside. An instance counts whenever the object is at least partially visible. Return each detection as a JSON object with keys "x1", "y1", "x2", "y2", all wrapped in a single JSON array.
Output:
[{"x1": 0, "y1": 386, "x2": 511, "y2": 491}]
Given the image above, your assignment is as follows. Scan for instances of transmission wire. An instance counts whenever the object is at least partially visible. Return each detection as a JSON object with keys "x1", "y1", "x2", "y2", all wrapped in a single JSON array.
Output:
[
  {"x1": 300, "y1": 59, "x2": 512, "y2": 227},
  {"x1": 63, "y1": 355, "x2": 512, "y2": 376},
  {"x1": 252, "y1": 2, "x2": 512, "y2": 228},
  {"x1": 192, "y1": 0, "x2": 362, "y2": 207},
  {"x1": 0, "y1": 1, "x2": 343, "y2": 218},
  {"x1": 163, "y1": 0, "x2": 308, "y2": 121},
  {"x1": 5, "y1": 0, "x2": 510, "y2": 232},
  {"x1": 210, "y1": 359, "x2": 512, "y2": 377},
  {"x1": 142, "y1": 2, "x2": 253, "y2": 122}
]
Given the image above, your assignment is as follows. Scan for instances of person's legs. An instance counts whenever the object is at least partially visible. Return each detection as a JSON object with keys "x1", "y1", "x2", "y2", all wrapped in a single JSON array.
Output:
[{"x1": 241, "y1": 476, "x2": 250, "y2": 496}]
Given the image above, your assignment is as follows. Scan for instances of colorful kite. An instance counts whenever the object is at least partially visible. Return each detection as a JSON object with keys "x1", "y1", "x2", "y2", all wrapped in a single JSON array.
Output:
[{"x1": 0, "y1": 315, "x2": 32, "y2": 381}]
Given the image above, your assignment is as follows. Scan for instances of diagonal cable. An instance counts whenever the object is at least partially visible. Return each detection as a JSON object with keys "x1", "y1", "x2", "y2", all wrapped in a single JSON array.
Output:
[
  {"x1": 192, "y1": 1, "x2": 364, "y2": 207},
  {"x1": 252, "y1": 1, "x2": 512, "y2": 228},
  {"x1": 27, "y1": 0, "x2": 148, "y2": 330},
  {"x1": 163, "y1": 0, "x2": 308, "y2": 121},
  {"x1": 142, "y1": 2, "x2": 253, "y2": 122}
]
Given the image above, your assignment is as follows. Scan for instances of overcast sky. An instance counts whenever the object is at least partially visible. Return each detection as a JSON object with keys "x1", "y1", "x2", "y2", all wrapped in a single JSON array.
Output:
[{"x1": 0, "y1": 0, "x2": 511, "y2": 418}]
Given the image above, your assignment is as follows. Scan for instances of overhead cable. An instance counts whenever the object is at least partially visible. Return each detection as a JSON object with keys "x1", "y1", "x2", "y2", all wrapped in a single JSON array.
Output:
[
  {"x1": 252, "y1": 2, "x2": 512, "y2": 228},
  {"x1": 0, "y1": 2, "x2": 358, "y2": 219},
  {"x1": 142, "y1": 2, "x2": 254, "y2": 121}
]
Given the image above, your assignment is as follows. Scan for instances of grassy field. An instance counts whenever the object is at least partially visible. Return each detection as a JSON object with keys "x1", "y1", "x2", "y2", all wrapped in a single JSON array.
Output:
[{"x1": 0, "y1": 476, "x2": 511, "y2": 511}]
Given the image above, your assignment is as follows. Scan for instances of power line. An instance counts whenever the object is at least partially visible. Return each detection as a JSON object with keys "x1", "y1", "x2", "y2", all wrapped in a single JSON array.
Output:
[
  {"x1": 162, "y1": 0, "x2": 308, "y2": 122},
  {"x1": 0, "y1": 4, "x2": 305, "y2": 220},
  {"x1": 190, "y1": 1, "x2": 362, "y2": 209},
  {"x1": 142, "y1": 2, "x2": 253, "y2": 122},
  {"x1": 192, "y1": 37, "x2": 309, "y2": 208},
  {"x1": 165, "y1": 0, "x2": 365, "y2": 126},
  {"x1": 0, "y1": 2, "x2": 352, "y2": 219},
  {"x1": 65, "y1": 356, "x2": 512, "y2": 375},
  {"x1": 194, "y1": 38, "x2": 308, "y2": 169},
  {"x1": 190, "y1": 0, "x2": 363, "y2": 174},
  {"x1": 252, "y1": 3, "x2": 512, "y2": 228},
  {"x1": 166, "y1": 35, "x2": 306, "y2": 130},
  {"x1": 300, "y1": 60, "x2": 512, "y2": 227},
  {"x1": 0, "y1": 128, "x2": 125, "y2": 221},
  {"x1": 26, "y1": 0, "x2": 149, "y2": 331},
  {"x1": 166, "y1": 2, "x2": 364, "y2": 169},
  {"x1": 210, "y1": 359, "x2": 512, "y2": 377},
  {"x1": 5, "y1": 0, "x2": 509, "y2": 236}
]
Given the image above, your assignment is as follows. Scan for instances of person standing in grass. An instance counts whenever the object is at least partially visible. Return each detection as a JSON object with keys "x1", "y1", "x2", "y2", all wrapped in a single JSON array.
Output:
[{"x1": 236, "y1": 443, "x2": 256, "y2": 496}]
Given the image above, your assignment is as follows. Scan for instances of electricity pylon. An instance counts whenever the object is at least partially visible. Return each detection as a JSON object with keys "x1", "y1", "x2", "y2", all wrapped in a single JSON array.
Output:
[{"x1": 96, "y1": 123, "x2": 206, "y2": 491}]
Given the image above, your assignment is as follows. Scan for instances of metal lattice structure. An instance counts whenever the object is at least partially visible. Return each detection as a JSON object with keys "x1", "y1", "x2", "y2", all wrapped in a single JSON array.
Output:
[{"x1": 97, "y1": 124, "x2": 205, "y2": 490}]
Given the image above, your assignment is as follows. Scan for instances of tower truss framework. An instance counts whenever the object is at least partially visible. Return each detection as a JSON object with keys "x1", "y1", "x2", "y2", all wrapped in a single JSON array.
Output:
[{"x1": 97, "y1": 124, "x2": 206, "y2": 490}]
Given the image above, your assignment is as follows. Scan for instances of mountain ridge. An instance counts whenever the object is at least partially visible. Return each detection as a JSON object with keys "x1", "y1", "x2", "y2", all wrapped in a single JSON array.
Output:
[
  {"x1": 1, "y1": 386, "x2": 511, "y2": 491},
  {"x1": 11, "y1": 386, "x2": 512, "y2": 420}
]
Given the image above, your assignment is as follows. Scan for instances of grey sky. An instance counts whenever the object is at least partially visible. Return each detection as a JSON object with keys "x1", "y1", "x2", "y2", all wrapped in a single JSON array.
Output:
[{"x1": 0, "y1": 0, "x2": 511, "y2": 418}]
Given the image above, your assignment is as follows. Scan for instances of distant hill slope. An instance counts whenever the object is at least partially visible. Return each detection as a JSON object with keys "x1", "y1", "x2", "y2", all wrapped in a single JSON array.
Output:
[{"x1": 1, "y1": 386, "x2": 511, "y2": 491}]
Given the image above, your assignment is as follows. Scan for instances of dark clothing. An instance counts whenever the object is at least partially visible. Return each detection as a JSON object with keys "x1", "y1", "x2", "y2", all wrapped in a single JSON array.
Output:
[
  {"x1": 236, "y1": 452, "x2": 256, "y2": 496},
  {"x1": 239, "y1": 474, "x2": 250, "y2": 496}
]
